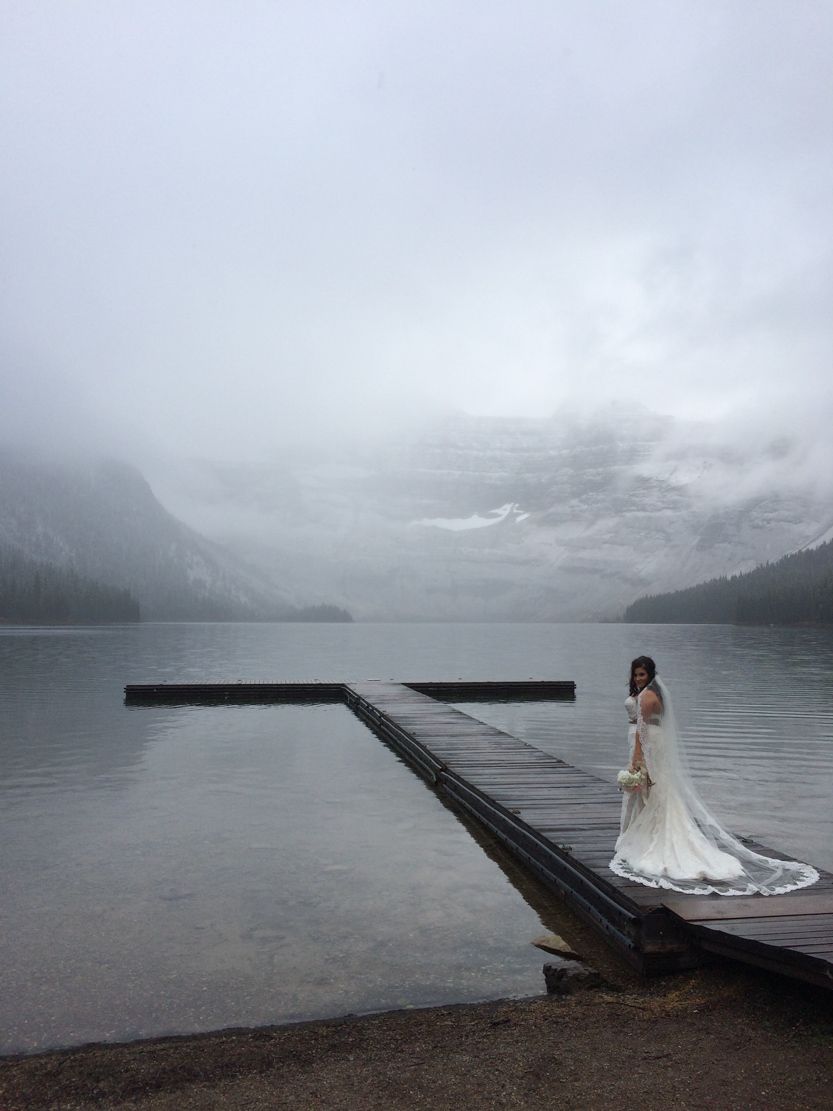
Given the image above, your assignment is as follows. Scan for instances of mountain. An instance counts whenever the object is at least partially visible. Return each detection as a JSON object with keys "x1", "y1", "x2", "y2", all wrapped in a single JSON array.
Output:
[
  {"x1": 146, "y1": 410, "x2": 833, "y2": 621},
  {"x1": 623, "y1": 538, "x2": 833, "y2": 625},
  {"x1": 0, "y1": 449, "x2": 348, "y2": 621}
]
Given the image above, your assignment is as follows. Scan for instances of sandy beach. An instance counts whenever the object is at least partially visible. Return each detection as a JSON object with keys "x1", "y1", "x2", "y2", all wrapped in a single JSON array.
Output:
[{"x1": 3, "y1": 959, "x2": 833, "y2": 1111}]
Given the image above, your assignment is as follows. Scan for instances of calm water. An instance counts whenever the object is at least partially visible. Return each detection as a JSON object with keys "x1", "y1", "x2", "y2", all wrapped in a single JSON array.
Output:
[{"x1": 2, "y1": 622, "x2": 832, "y2": 1053}]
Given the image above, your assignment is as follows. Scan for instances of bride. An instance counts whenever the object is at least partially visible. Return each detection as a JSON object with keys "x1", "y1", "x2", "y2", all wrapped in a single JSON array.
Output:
[{"x1": 609, "y1": 656, "x2": 819, "y2": 896}]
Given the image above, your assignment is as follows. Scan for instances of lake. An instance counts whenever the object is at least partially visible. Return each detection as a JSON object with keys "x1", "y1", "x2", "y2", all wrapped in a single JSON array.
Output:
[{"x1": 2, "y1": 622, "x2": 832, "y2": 1054}]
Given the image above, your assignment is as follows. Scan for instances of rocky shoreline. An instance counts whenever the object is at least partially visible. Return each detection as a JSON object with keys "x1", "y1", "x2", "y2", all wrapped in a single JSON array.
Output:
[{"x1": 3, "y1": 961, "x2": 832, "y2": 1110}]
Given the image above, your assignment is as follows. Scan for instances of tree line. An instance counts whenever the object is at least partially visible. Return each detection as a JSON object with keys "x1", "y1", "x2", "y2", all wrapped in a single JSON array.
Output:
[
  {"x1": 0, "y1": 547, "x2": 355, "y2": 624},
  {"x1": 624, "y1": 537, "x2": 833, "y2": 625},
  {"x1": 285, "y1": 604, "x2": 353, "y2": 622},
  {"x1": 0, "y1": 548, "x2": 140, "y2": 624}
]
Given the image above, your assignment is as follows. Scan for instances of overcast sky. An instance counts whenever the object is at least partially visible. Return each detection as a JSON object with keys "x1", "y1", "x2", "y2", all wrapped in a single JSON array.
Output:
[{"x1": 1, "y1": 1, "x2": 831, "y2": 460}]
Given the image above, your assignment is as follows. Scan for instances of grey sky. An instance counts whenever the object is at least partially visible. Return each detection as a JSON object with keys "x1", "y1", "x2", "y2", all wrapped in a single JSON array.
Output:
[{"x1": 2, "y1": 1, "x2": 831, "y2": 460}]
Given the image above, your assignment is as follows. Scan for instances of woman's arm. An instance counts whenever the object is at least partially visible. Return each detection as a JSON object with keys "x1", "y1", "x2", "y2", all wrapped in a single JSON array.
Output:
[
  {"x1": 631, "y1": 690, "x2": 660, "y2": 772},
  {"x1": 630, "y1": 730, "x2": 644, "y2": 772},
  {"x1": 641, "y1": 690, "x2": 661, "y2": 721}
]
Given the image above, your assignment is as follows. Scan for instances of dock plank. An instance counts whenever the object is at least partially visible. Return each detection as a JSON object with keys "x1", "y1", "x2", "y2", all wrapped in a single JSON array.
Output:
[{"x1": 663, "y1": 893, "x2": 833, "y2": 920}]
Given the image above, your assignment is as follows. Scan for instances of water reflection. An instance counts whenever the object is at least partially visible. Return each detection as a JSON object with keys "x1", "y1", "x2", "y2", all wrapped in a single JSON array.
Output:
[{"x1": 1, "y1": 702, "x2": 568, "y2": 1054}]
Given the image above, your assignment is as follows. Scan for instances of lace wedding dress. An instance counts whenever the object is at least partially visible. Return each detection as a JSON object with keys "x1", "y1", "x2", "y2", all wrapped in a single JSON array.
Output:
[{"x1": 609, "y1": 678, "x2": 819, "y2": 896}]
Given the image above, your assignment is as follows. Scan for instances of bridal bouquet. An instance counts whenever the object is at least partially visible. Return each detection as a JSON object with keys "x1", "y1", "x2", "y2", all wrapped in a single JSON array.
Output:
[{"x1": 617, "y1": 768, "x2": 647, "y2": 792}]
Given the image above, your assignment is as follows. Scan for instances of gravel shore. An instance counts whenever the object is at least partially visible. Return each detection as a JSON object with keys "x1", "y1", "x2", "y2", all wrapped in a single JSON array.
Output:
[{"x1": 3, "y1": 961, "x2": 833, "y2": 1110}]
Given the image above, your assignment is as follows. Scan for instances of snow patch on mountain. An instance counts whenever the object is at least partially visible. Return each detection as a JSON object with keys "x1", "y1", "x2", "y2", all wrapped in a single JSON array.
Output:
[{"x1": 413, "y1": 502, "x2": 528, "y2": 531}]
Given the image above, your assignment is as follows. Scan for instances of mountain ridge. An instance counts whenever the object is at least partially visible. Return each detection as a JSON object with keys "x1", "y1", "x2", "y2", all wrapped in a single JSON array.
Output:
[
  {"x1": 145, "y1": 411, "x2": 833, "y2": 621},
  {"x1": 5, "y1": 408, "x2": 828, "y2": 623},
  {"x1": 0, "y1": 449, "x2": 350, "y2": 622}
]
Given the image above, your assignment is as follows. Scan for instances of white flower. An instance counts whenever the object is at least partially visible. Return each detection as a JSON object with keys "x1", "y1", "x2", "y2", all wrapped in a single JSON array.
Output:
[{"x1": 617, "y1": 768, "x2": 646, "y2": 791}]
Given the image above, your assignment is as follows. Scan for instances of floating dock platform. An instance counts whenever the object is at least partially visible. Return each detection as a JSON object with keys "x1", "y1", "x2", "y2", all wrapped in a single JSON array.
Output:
[{"x1": 124, "y1": 678, "x2": 833, "y2": 990}]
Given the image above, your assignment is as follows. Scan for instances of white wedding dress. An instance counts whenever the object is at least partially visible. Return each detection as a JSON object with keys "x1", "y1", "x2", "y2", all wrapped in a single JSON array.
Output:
[{"x1": 609, "y1": 679, "x2": 819, "y2": 896}]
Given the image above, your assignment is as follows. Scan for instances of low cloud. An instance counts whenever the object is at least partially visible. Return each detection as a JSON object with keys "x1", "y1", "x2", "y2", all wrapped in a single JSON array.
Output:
[{"x1": 1, "y1": 1, "x2": 830, "y2": 464}]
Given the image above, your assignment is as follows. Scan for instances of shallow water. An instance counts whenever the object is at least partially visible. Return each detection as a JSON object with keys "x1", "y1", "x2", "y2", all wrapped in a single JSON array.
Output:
[{"x1": 2, "y1": 622, "x2": 831, "y2": 1053}]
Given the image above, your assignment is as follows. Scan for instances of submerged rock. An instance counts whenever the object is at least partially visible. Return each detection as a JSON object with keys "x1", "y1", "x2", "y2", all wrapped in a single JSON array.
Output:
[{"x1": 531, "y1": 932, "x2": 582, "y2": 960}]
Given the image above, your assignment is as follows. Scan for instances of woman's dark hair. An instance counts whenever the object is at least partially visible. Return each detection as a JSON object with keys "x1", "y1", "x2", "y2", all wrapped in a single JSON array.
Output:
[{"x1": 629, "y1": 655, "x2": 657, "y2": 697}]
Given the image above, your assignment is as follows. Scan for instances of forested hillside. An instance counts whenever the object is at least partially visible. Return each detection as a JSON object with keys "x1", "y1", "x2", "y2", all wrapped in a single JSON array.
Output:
[
  {"x1": 0, "y1": 451, "x2": 294, "y2": 621},
  {"x1": 0, "y1": 450, "x2": 354, "y2": 622},
  {"x1": 0, "y1": 547, "x2": 140, "y2": 623},
  {"x1": 623, "y1": 538, "x2": 833, "y2": 625}
]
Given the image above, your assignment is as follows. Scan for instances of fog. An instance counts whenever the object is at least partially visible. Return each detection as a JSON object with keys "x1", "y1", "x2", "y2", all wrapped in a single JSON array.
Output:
[{"x1": 1, "y1": 1, "x2": 831, "y2": 464}]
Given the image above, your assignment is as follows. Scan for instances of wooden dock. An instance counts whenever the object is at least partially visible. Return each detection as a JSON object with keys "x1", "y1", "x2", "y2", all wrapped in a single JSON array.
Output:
[
  {"x1": 123, "y1": 680, "x2": 576, "y2": 704},
  {"x1": 124, "y1": 680, "x2": 346, "y2": 704},
  {"x1": 124, "y1": 678, "x2": 833, "y2": 990}
]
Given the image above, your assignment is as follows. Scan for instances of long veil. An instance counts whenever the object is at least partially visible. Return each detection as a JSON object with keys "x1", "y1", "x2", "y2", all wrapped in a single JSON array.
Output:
[{"x1": 611, "y1": 676, "x2": 819, "y2": 896}]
